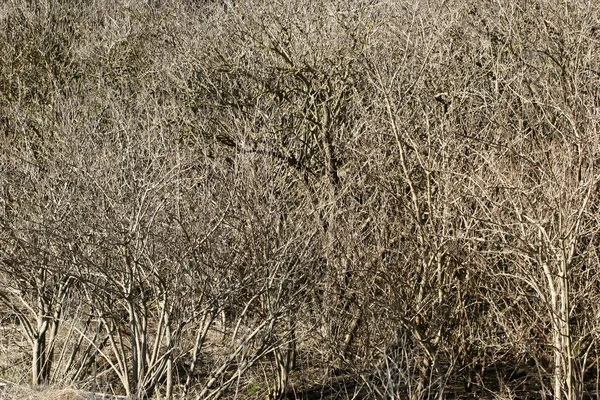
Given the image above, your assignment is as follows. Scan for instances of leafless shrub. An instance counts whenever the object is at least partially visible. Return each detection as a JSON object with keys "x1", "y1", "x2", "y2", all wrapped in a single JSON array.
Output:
[{"x1": 1, "y1": 0, "x2": 600, "y2": 399}]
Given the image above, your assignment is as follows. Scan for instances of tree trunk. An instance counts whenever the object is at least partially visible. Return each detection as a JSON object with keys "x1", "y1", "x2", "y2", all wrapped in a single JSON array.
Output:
[
  {"x1": 32, "y1": 305, "x2": 50, "y2": 386},
  {"x1": 32, "y1": 333, "x2": 46, "y2": 386}
]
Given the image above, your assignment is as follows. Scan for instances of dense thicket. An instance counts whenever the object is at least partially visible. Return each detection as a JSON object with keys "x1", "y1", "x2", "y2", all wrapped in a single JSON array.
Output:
[{"x1": 1, "y1": 0, "x2": 600, "y2": 399}]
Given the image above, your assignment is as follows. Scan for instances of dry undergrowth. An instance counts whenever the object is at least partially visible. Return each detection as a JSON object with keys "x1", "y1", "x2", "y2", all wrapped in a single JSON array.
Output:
[
  {"x1": 0, "y1": 385, "x2": 85, "y2": 400},
  {"x1": 1, "y1": 0, "x2": 600, "y2": 398}
]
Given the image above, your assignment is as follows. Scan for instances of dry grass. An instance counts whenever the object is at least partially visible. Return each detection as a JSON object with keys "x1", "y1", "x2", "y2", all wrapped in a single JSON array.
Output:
[
  {"x1": 0, "y1": 382, "x2": 133, "y2": 400},
  {"x1": 0, "y1": 385, "x2": 87, "y2": 400}
]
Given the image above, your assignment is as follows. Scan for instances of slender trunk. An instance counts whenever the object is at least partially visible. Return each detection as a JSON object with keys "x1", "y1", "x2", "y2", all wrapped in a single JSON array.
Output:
[
  {"x1": 165, "y1": 311, "x2": 173, "y2": 400},
  {"x1": 184, "y1": 312, "x2": 213, "y2": 398},
  {"x1": 552, "y1": 287, "x2": 563, "y2": 400},
  {"x1": 561, "y1": 256, "x2": 573, "y2": 400},
  {"x1": 288, "y1": 322, "x2": 296, "y2": 371},
  {"x1": 128, "y1": 302, "x2": 139, "y2": 397},
  {"x1": 32, "y1": 333, "x2": 46, "y2": 386},
  {"x1": 271, "y1": 317, "x2": 297, "y2": 399},
  {"x1": 43, "y1": 317, "x2": 60, "y2": 383},
  {"x1": 272, "y1": 348, "x2": 289, "y2": 399},
  {"x1": 32, "y1": 305, "x2": 50, "y2": 386}
]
